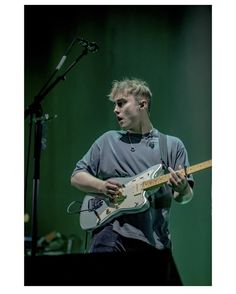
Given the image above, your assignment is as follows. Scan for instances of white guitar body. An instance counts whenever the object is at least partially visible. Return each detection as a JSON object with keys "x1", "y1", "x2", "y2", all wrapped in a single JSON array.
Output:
[
  {"x1": 80, "y1": 164, "x2": 164, "y2": 231},
  {"x1": 77, "y1": 159, "x2": 212, "y2": 231}
]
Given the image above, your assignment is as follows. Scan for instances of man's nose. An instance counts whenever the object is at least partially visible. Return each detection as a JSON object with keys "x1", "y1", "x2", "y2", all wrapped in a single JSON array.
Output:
[{"x1": 114, "y1": 105, "x2": 120, "y2": 114}]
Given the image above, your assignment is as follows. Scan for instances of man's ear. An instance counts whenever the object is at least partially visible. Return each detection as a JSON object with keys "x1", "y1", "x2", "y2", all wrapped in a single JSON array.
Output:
[{"x1": 139, "y1": 99, "x2": 148, "y2": 110}]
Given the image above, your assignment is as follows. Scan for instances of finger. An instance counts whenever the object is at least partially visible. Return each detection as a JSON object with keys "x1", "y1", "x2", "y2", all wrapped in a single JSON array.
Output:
[
  {"x1": 169, "y1": 176, "x2": 178, "y2": 187},
  {"x1": 104, "y1": 188, "x2": 118, "y2": 199},
  {"x1": 106, "y1": 182, "x2": 120, "y2": 190},
  {"x1": 169, "y1": 166, "x2": 185, "y2": 182},
  {"x1": 175, "y1": 170, "x2": 185, "y2": 180},
  {"x1": 107, "y1": 179, "x2": 123, "y2": 188},
  {"x1": 169, "y1": 171, "x2": 184, "y2": 187},
  {"x1": 175, "y1": 164, "x2": 186, "y2": 179},
  {"x1": 107, "y1": 188, "x2": 117, "y2": 194},
  {"x1": 168, "y1": 167, "x2": 179, "y2": 182},
  {"x1": 106, "y1": 192, "x2": 117, "y2": 199}
]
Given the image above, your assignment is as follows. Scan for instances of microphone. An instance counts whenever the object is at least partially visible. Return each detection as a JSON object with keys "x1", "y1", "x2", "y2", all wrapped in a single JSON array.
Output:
[
  {"x1": 88, "y1": 42, "x2": 99, "y2": 53},
  {"x1": 77, "y1": 38, "x2": 99, "y2": 53}
]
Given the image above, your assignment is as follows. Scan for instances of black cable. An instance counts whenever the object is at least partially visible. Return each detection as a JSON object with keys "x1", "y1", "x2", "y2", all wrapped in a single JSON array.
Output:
[
  {"x1": 66, "y1": 200, "x2": 91, "y2": 253},
  {"x1": 84, "y1": 231, "x2": 88, "y2": 253}
]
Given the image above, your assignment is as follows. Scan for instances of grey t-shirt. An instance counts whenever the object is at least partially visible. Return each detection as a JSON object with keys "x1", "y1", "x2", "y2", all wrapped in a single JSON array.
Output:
[{"x1": 72, "y1": 128, "x2": 194, "y2": 249}]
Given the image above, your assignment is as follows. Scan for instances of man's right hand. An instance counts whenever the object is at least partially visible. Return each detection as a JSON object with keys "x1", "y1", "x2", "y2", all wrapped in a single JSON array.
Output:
[
  {"x1": 71, "y1": 171, "x2": 124, "y2": 199},
  {"x1": 99, "y1": 179, "x2": 124, "y2": 199}
]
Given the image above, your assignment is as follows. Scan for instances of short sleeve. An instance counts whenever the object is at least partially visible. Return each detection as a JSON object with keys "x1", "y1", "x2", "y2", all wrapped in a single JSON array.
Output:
[
  {"x1": 169, "y1": 137, "x2": 194, "y2": 188},
  {"x1": 71, "y1": 141, "x2": 101, "y2": 178}
]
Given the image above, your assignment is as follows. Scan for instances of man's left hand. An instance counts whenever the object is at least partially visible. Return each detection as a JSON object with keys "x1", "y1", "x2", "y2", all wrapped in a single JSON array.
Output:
[{"x1": 167, "y1": 165, "x2": 189, "y2": 195}]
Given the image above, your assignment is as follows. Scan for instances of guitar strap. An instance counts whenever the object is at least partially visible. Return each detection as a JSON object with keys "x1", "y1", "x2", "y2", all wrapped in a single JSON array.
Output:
[
  {"x1": 148, "y1": 131, "x2": 171, "y2": 207},
  {"x1": 158, "y1": 131, "x2": 169, "y2": 171}
]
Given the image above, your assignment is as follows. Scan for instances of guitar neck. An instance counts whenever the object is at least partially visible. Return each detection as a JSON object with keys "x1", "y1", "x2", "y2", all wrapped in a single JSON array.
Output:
[{"x1": 142, "y1": 159, "x2": 212, "y2": 190}]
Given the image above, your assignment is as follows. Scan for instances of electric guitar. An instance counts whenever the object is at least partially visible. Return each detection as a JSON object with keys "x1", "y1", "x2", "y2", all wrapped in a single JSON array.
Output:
[{"x1": 79, "y1": 159, "x2": 212, "y2": 231}]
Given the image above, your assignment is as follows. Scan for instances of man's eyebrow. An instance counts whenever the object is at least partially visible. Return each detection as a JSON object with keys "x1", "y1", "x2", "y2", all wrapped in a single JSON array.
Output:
[{"x1": 115, "y1": 97, "x2": 127, "y2": 103}]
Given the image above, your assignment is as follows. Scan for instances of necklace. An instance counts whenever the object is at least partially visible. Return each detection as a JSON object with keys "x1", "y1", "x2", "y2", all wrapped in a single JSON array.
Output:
[
  {"x1": 127, "y1": 133, "x2": 135, "y2": 152},
  {"x1": 127, "y1": 128, "x2": 154, "y2": 152}
]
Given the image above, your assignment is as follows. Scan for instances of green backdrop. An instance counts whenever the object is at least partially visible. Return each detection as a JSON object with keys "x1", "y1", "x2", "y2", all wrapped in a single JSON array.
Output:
[{"x1": 24, "y1": 5, "x2": 212, "y2": 285}]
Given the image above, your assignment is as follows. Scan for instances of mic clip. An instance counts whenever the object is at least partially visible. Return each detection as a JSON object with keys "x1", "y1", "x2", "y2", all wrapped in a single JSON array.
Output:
[{"x1": 77, "y1": 38, "x2": 99, "y2": 53}]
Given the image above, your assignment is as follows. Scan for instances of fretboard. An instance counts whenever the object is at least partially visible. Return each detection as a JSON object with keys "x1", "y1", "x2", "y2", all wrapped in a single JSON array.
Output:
[{"x1": 142, "y1": 159, "x2": 212, "y2": 190}]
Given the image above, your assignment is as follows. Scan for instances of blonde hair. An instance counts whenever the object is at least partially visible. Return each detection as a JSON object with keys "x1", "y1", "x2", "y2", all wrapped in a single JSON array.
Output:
[{"x1": 108, "y1": 78, "x2": 152, "y2": 112}]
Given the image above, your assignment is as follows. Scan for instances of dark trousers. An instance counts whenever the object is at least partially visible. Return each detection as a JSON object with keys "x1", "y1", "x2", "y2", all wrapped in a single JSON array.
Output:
[{"x1": 90, "y1": 224, "x2": 164, "y2": 253}]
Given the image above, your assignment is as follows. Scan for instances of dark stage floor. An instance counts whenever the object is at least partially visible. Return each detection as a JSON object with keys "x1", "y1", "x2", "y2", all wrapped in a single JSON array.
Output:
[{"x1": 24, "y1": 251, "x2": 182, "y2": 286}]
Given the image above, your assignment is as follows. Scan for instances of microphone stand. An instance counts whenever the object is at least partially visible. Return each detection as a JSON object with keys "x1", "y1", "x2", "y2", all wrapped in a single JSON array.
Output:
[{"x1": 25, "y1": 45, "x2": 90, "y2": 257}]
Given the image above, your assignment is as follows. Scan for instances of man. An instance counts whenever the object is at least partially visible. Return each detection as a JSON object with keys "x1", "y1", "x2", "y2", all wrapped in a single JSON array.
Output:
[{"x1": 71, "y1": 78, "x2": 194, "y2": 255}]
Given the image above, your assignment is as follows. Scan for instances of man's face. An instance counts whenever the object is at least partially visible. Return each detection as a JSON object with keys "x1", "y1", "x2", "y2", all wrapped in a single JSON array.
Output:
[{"x1": 113, "y1": 94, "x2": 141, "y2": 131}]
